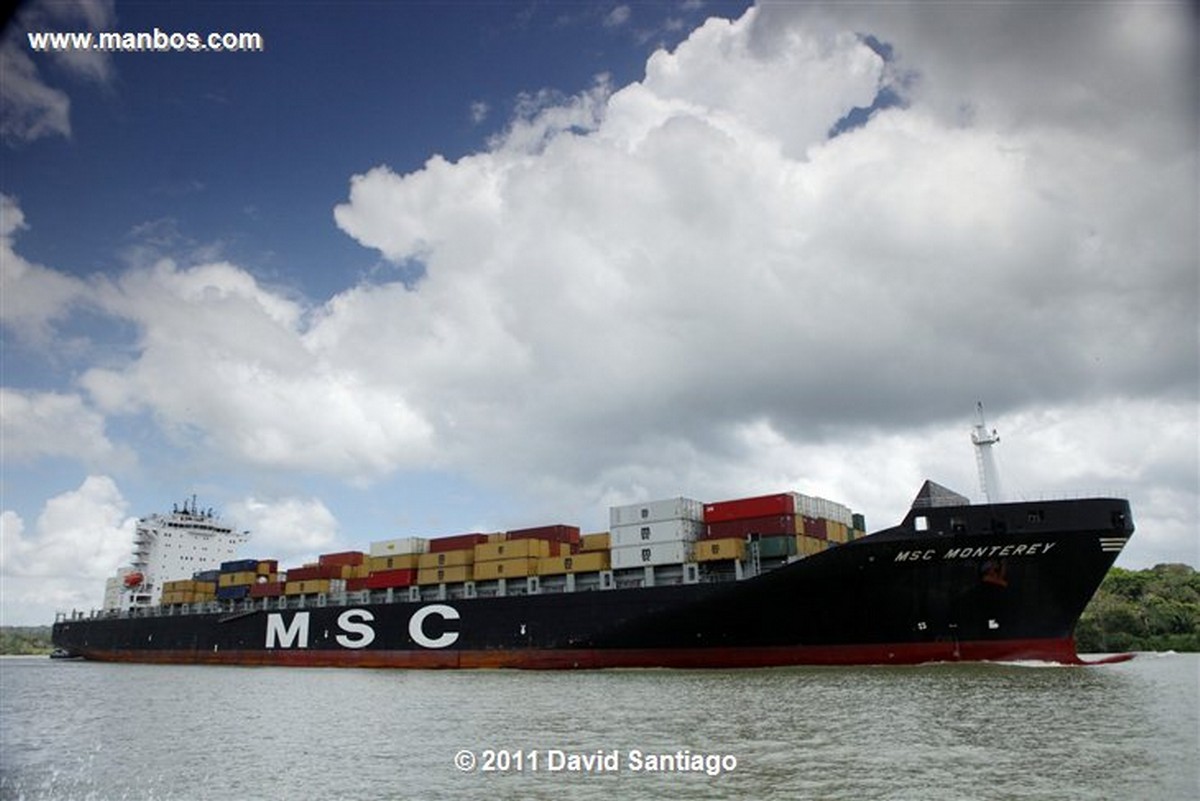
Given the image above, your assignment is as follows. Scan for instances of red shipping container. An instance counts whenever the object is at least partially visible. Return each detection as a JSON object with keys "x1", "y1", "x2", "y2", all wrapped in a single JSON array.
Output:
[
  {"x1": 804, "y1": 516, "x2": 828, "y2": 540},
  {"x1": 428, "y1": 533, "x2": 490, "y2": 553},
  {"x1": 346, "y1": 577, "x2": 370, "y2": 592},
  {"x1": 704, "y1": 493, "x2": 795, "y2": 523},
  {"x1": 365, "y1": 568, "x2": 418, "y2": 589},
  {"x1": 285, "y1": 564, "x2": 341, "y2": 581},
  {"x1": 318, "y1": 551, "x2": 366, "y2": 567},
  {"x1": 705, "y1": 514, "x2": 797, "y2": 540},
  {"x1": 505, "y1": 524, "x2": 581, "y2": 545},
  {"x1": 249, "y1": 582, "x2": 283, "y2": 598}
]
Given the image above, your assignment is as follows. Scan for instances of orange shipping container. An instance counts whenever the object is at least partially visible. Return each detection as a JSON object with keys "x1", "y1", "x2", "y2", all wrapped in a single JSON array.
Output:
[
  {"x1": 368, "y1": 554, "x2": 421, "y2": 572},
  {"x1": 284, "y1": 579, "x2": 333, "y2": 595},
  {"x1": 416, "y1": 565, "x2": 472, "y2": 585},
  {"x1": 473, "y1": 558, "x2": 539, "y2": 580},
  {"x1": 537, "y1": 551, "x2": 611, "y2": 575},
  {"x1": 218, "y1": 571, "x2": 257, "y2": 588},
  {"x1": 693, "y1": 538, "x2": 747, "y2": 562},
  {"x1": 475, "y1": 539, "x2": 552, "y2": 562},
  {"x1": 162, "y1": 579, "x2": 198, "y2": 593},
  {"x1": 417, "y1": 549, "x2": 475, "y2": 569},
  {"x1": 579, "y1": 533, "x2": 611, "y2": 552},
  {"x1": 796, "y1": 535, "x2": 827, "y2": 556}
]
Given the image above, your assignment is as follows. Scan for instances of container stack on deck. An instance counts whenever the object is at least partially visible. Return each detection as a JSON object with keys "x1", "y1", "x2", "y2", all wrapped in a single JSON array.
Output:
[
  {"x1": 474, "y1": 527, "x2": 562, "y2": 581},
  {"x1": 160, "y1": 576, "x2": 216, "y2": 605},
  {"x1": 609, "y1": 497, "x2": 705, "y2": 570},
  {"x1": 701, "y1": 492, "x2": 800, "y2": 564},
  {"x1": 280, "y1": 552, "x2": 366, "y2": 596},
  {"x1": 215, "y1": 559, "x2": 279, "y2": 600},
  {"x1": 154, "y1": 490, "x2": 865, "y2": 607},
  {"x1": 418, "y1": 534, "x2": 483, "y2": 585},
  {"x1": 363, "y1": 537, "x2": 427, "y2": 590},
  {"x1": 538, "y1": 532, "x2": 610, "y2": 575}
]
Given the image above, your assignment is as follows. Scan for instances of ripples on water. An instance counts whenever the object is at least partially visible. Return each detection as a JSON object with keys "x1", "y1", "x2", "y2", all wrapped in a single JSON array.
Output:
[{"x1": 1, "y1": 654, "x2": 1196, "y2": 800}]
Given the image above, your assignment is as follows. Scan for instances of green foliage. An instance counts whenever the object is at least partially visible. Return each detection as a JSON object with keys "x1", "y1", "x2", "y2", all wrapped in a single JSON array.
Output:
[
  {"x1": 0, "y1": 626, "x2": 54, "y2": 655},
  {"x1": 1077, "y1": 564, "x2": 1200, "y2": 652}
]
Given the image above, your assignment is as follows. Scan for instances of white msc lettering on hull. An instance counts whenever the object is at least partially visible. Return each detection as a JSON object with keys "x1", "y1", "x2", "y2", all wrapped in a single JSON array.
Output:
[
  {"x1": 894, "y1": 542, "x2": 1058, "y2": 563},
  {"x1": 335, "y1": 609, "x2": 376, "y2": 649},
  {"x1": 409, "y1": 604, "x2": 460, "y2": 649},
  {"x1": 264, "y1": 605, "x2": 458, "y2": 650},
  {"x1": 266, "y1": 611, "x2": 310, "y2": 648}
]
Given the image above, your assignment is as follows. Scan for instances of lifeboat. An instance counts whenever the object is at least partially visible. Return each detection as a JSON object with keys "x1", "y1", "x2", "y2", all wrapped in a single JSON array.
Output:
[{"x1": 123, "y1": 572, "x2": 144, "y2": 588}]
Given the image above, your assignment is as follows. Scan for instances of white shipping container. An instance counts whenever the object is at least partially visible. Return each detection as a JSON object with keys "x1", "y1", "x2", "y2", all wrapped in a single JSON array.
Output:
[
  {"x1": 611, "y1": 519, "x2": 705, "y2": 548},
  {"x1": 794, "y1": 494, "x2": 853, "y2": 526},
  {"x1": 610, "y1": 541, "x2": 690, "y2": 570},
  {"x1": 609, "y1": 497, "x2": 704, "y2": 528},
  {"x1": 369, "y1": 537, "x2": 430, "y2": 557}
]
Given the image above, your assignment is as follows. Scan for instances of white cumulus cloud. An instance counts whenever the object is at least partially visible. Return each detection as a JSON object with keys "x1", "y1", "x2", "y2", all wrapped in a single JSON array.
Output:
[
  {"x1": 1, "y1": 476, "x2": 137, "y2": 623},
  {"x1": 1, "y1": 3, "x2": 1195, "y2": 584},
  {"x1": 226, "y1": 496, "x2": 339, "y2": 567},
  {"x1": 0, "y1": 389, "x2": 131, "y2": 467}
]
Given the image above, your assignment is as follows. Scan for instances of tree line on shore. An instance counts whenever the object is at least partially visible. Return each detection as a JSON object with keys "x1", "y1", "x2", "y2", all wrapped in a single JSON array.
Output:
[
  {"x1": 1074, "y1": 563, "x2": 1199, "y2": 653},
  {"x1": 2, "y1": 564, "x2": 1197, "y2": 655}
]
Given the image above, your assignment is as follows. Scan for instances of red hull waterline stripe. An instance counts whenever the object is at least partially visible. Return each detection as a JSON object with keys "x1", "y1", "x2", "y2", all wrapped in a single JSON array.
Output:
[{"x1": 73, "y1": 638, "x2": 1126, "y2": 669}]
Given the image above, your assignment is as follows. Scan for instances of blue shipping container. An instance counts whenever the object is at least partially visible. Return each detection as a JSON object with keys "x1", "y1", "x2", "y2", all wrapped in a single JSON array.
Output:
[
  {"x1": 216, "y1": 585, "x2": 250, "y2": 600},
  {"x1": 220, "y1": 559, "x2": 259, "y2": 573}
]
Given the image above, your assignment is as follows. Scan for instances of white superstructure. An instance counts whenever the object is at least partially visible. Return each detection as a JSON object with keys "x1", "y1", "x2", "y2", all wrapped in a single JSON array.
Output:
[{"x1": 104, "y1": 497, "x2": 249, "y2": 611}]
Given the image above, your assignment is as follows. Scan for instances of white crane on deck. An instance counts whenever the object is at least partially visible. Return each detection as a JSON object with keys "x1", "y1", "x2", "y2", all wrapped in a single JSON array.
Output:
[{"x1": 971, "y1": 402, "x2": 1004, "y2": 503}]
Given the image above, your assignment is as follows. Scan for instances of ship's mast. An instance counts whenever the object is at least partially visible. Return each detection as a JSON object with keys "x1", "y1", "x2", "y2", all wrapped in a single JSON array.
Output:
[{"x1": 971, "y1": 402, "x2": 1004, "y2": 503}]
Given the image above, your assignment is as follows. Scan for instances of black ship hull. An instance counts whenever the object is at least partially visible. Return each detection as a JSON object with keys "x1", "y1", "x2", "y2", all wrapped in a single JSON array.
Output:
[{"x1": 52, "y1": 497, "x2": 1133, "y2": 668}]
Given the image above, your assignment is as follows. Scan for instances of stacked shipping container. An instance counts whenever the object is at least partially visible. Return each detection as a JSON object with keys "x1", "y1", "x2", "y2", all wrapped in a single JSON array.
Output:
[
  {"x1": 609, "y1": 498, "x2": 705, "y2": 570},
  {"x1": 154, "y1": 493, "x2": 863, "y2": 605}
]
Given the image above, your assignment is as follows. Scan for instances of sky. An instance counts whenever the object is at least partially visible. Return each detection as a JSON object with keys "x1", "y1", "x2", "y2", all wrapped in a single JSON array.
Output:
[{"x1": 1, "y1": 1, "x2": 1196, "y2": 626}]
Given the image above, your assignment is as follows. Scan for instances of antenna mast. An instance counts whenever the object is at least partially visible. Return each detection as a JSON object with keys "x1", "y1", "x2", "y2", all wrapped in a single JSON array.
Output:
[{"x1": 971, "y1": 402, "x2": 1003, "y2": 503}]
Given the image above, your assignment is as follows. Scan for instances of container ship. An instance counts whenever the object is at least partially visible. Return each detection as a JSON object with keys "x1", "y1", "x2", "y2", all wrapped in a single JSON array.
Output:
[{"x1": 51, "y1": 476, "x2": 1133, "y2": 669}]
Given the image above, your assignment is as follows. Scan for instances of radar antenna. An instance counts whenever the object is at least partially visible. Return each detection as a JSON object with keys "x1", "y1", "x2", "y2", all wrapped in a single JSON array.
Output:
[{"x1": 971, "y1": 402, "x2": 1003, "y2": 503}]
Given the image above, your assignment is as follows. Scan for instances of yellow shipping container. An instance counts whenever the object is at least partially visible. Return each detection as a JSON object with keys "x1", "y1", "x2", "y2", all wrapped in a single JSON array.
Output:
[
  {"x1": 693, "y1": 537, "x2": 747, "y2": 562},
  {"x1": 368, "y1": 554, "x2": 421, "y2": 572},
  {"x1": 826, "y1": 522, "x2": 848, "y2": 544},
  {"x1": 474, "y1": 539, "x2": 551, "y2": 562},
  {"x1": 348, "y1": 562, "x2": 370, "y2": 580},
  {"x1": 168, "y1": 590, "x2": 209, "y2": 604},
  {"x1": 416, "y1": 565, "x2": 472, "y2": 585},
  {"x1": 537, "y1": 551, "x2": 611, "y2": 575},
  {"x1": 487, "y1": 532, "x2": 507, "y2": 543},
  {"x1": 794, "y1": 516, "x2": 806, "y2": 535},
  {"x1": 796, "y1": 535, "x2": 827, "y2": 556},
  {"x1": 218, "y1": 571, "x2": 257, "y2": 588},
  {"x1": 284, "y1": 579, "x2": 332, "y2": 595},
  {"x1": 473, "y1": 558, "x2": 539, "y2": 580},
  {"x1": 417, "y1": 549, "x2": 475, "y2": 569},
  {"x1": 579, "y1": 533, "x2": 611, "y2": 552}
]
